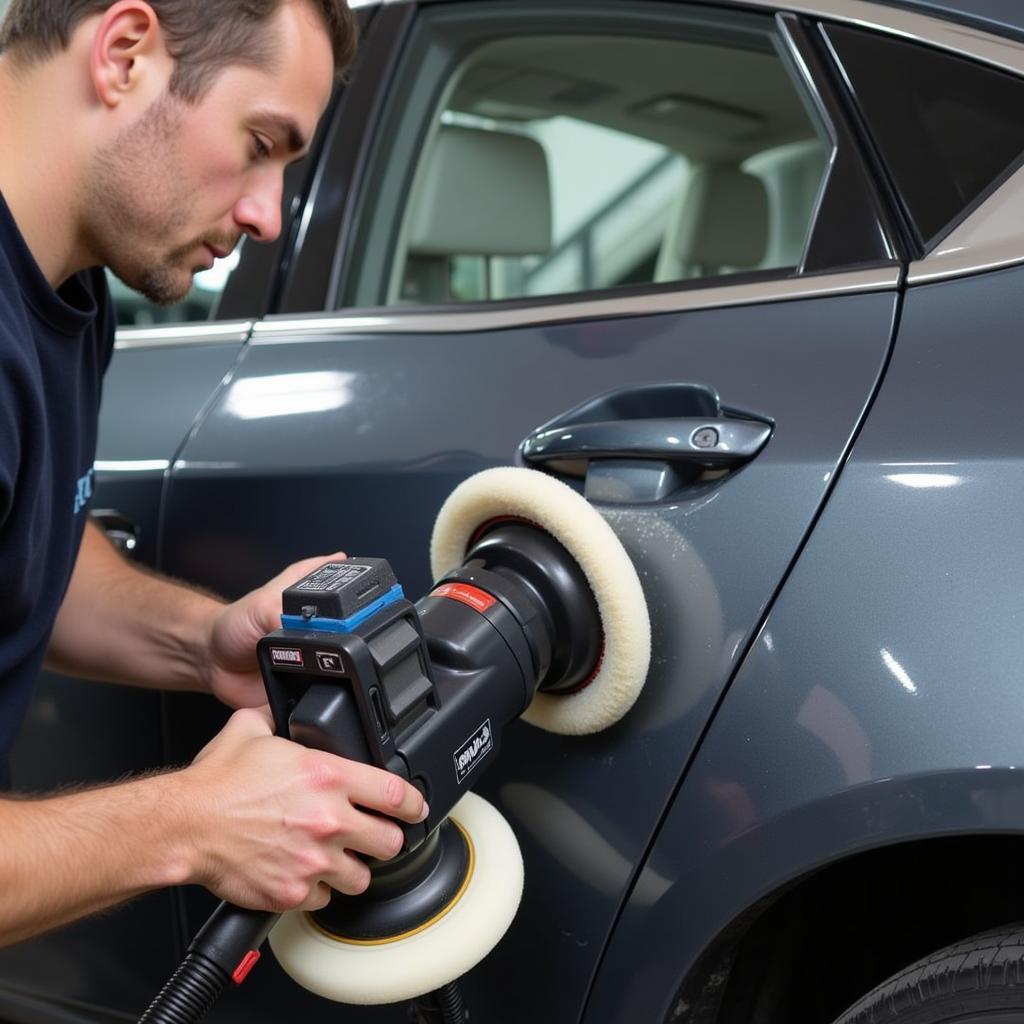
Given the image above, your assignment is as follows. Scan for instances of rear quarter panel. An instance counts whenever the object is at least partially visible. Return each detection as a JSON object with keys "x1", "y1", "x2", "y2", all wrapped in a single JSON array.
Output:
[{"x1": 588, "y1": 263, "x2": 1024, "y2": 1020}]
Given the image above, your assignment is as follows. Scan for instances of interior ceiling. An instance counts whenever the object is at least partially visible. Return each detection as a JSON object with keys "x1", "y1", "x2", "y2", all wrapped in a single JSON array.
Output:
[{"x1": 449, "y1": 34, "x2": 821, "y2": 163}]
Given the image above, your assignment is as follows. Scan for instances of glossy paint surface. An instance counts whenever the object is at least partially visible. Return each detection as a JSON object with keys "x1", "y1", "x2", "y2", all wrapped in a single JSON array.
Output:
[
  {"x1": 97, "y1": 342, "x2": 245, "y2": 465},
  {"x1": 95, "y1": 341, "x2": 244, "y2": 566},
  {"x1": 589, "y1": 262, "x2": 1024, "y2": 1020},
  {"x1": 155, "y1": 289, "x2": 895, "y2": 1022}
]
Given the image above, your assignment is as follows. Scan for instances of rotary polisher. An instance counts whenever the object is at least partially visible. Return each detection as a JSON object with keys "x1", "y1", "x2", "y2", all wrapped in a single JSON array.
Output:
[{"x1": 138, "y1": 467, "x2": 651, "y2": 1022}]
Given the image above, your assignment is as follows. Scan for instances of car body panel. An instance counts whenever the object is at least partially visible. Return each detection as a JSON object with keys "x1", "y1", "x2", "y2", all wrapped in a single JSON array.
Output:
[
  {"x1": 93, "y1": 339, "x2": 247, "y2": 561},
  {"x1": 589, "y1": 260, "x2": 1024, "y2": 1020},
  {"x1": 157, "y1": 287, "x2": 897, "y2": 1022}
]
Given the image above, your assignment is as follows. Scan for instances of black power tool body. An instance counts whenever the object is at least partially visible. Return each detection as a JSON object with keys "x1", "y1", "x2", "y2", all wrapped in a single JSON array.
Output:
[{"x1": 139, "y1": 522, "x2": 601, "y2": 1023}]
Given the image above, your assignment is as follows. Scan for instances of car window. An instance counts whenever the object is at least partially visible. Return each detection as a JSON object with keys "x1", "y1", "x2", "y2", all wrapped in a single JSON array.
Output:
[
  {"x1": 342, "y1": 6, "x2": 832, "y2": 309},
  {"x1": 823, "y1": 24, "x2": 1024, "y2": 252},
  {"x1": 106, "y1": 249, "x2": 242, "y2": 327}
]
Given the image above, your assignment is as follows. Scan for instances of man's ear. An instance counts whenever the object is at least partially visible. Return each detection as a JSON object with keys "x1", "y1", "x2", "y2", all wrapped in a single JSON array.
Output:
[{"x1": 89, "y1": 0, "x2": 165, "y2": 108}]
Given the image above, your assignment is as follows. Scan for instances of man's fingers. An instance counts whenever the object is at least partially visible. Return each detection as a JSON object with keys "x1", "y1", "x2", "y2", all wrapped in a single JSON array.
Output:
[
  {"x1": 340, "y1": 760, "x2": 428, "y2": 824},
  {"x1": 292, "y1": 819, "x2": 399, "y2": 909},
  {"x1": 322, "y1": 854, "x2": 373, "y2": 898},
  {"x1": 297, "y1": 880, "x2": 333, "y2": 912},
  {"x1": 344, "y1": 810, "x2": 405, "y2": 861}
]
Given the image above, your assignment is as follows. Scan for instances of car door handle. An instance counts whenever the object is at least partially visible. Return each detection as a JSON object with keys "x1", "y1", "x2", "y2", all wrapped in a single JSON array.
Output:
[
  {"x1": 521, "y1": 417, "x2": 771, "y2": 468},
  {"x1": 518, "y1": 382, "x2": 773, "y2": 502},
  {"x1": 90, "y1": 509, "x2": 139, "y2": 555}
]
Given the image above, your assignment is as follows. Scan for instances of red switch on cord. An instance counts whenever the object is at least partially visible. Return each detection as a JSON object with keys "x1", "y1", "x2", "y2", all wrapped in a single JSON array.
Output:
[{"x1": 231, "y1": 949, "x2": 261, "y2": 984}]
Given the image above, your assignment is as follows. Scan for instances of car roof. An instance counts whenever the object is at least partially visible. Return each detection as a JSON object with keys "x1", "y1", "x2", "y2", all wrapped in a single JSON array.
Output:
[
  {"x1": 352, "y1": 0, "x2": 1024, "y2": 45},
  {"x1": 879, "y1": 0, "x2": 1024, "y2": 42}
]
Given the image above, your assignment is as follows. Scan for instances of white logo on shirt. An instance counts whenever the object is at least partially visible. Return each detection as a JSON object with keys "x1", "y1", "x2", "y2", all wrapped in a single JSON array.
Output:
[{"x1": 73, "y1": 467, "x2": 94, "y2": 515}]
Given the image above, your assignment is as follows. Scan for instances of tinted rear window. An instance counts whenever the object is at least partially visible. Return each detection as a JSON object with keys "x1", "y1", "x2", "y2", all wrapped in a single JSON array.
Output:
[{"x1": 824, "y1": 24, "x2": 1024, "y2": 250}]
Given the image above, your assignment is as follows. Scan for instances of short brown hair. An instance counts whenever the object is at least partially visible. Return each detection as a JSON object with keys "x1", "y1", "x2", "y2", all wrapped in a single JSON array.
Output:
[{"x1": 0, "y1": 0, "x2": 358, "y2": 100}]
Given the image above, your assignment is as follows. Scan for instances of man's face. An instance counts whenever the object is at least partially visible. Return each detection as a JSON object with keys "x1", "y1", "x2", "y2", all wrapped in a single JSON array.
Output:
[{"x1": 83, "y1": 0, "x2": 334, "y2": 305}]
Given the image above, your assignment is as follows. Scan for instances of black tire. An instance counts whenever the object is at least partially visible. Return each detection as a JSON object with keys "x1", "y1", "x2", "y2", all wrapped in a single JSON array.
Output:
[{"x1": 833, "y1": 925, "x2": 1024, "y2": 1023}]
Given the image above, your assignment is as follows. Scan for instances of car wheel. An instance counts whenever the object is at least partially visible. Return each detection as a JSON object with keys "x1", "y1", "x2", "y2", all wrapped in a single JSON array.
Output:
[{"x1": 833, "y1": 925, "x2": 1024, "y2": 1023}]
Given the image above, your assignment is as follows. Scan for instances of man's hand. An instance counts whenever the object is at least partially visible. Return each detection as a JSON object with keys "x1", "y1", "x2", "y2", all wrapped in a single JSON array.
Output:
[
  {"x1": 0, "y1": 706, "x2": 429, "y2": 946},
  {"x1": 180, "y1": 706, "x2": 428, "y2": 911},
  {"x1": 203, "y1": 551, "x2": 347, "y2": 708},
  {"x1": 47, "y1": 524, "x2": 349, "y2": 702}
]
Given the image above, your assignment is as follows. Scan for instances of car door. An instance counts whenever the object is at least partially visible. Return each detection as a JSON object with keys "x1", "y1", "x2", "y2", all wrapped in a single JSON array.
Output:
[{"x1": 154, "y1": 3, "x2": 905, "y2": 1022}]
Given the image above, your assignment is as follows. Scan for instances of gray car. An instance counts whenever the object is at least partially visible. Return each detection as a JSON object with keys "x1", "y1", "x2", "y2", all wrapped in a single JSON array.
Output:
[{"x1": 5, "y1": 0, "x2": 1024, "y2": 1021}]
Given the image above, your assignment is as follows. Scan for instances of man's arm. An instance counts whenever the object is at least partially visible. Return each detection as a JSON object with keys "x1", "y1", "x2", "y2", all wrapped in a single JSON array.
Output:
[
  {"x1": 46, "y1": 521, "x2": 337, "y2": 707},
  {"x1": 0, "y1": 706, "x2": 428, "y2": 948},
  {"x1": 17, "y1": 522, "x2": 434, "y2": 951},
  {"x1": 45, "y1": 521, "x2": 220, "y2": 693}
]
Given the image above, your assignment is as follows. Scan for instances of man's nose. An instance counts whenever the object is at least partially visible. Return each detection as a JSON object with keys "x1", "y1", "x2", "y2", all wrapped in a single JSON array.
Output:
[{"x1": 234, "y1": 175, "x2": 283, "y2": 244}]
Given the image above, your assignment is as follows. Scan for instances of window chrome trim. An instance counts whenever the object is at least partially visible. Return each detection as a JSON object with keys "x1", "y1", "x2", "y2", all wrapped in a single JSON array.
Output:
[
  {"x1": 114, "y1": 321, "x2": 254, "y2": 351},
  {"x1": 94, "y1": 459, "x2": 172, "y2": 474},
  {"x1": 331, "y1": 3, "x2": 1019, "y2": 299},
  {"x1": 334, "y1": 1, "x2": 1023, "y2": 297},
  {"x1": 108, "y1": 1, "x2": 1023, "y2": 323},
  {"x1": 908, "y1": 162, "x2": 1024, "y2": 284},
  {"x1": 250, "y1": 267, "x2": 899, "y2": 341}
]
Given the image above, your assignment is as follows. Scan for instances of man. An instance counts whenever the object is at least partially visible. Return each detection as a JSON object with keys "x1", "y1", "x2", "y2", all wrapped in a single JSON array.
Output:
[{"x1": 0, "y1": 0, "x2": 427, "y2": 948}]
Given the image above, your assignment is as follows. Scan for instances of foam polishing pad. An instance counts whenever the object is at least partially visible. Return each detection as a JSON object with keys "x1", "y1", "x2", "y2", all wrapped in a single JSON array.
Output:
[
  {"x1": 431, "y1": 466, "x2": 651, "y2": 735},
  {"x1": 268, "y1": 792, "x2": 523, "y2": 1005}
]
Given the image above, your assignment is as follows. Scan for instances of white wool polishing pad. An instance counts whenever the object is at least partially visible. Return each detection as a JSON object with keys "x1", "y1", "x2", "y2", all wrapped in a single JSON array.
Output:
[
  {"x1": 431, "y1": 466, "x2": 651, "y2": 735},
  {"x1": 268, "y1": 792, "x2": 523, "y2": 1005}
]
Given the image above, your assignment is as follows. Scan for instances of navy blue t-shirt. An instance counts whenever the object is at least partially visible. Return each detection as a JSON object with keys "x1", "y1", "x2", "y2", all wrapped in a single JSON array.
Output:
[{"x1": 0, "y1": 191, "x2": 115, "y2": 787}]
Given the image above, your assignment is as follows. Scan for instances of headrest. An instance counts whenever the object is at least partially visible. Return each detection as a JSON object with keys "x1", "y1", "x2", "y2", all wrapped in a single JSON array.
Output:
[
  {"x1": 668, "y1": 164, "x2": 769, "y2": 273},
  {"x1": 406, "y1": 125, "x2": 552, "y2": 257}
]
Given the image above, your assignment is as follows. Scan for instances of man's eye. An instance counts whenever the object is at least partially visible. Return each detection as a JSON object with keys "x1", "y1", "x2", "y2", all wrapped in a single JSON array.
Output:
[{"x1": 251, "y1": 134, "x2": 271, "y2": 160}]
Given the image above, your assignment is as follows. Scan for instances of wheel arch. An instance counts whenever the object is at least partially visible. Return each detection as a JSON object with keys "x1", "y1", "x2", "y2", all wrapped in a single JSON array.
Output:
[
  {"x1": 678, "y1": 832, "x2": 1024, "y2": 1021},
  {"x1": 585, "y1": 767, "x2": 1024, "y2": 1022}
]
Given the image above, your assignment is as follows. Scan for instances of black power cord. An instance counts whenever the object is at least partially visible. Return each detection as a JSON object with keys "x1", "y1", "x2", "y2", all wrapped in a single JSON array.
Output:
[
  {"x1": 411, "y1": 981, "x2": 470, "y2": 1024},
  {"x1": 138, "y1": 904, "x2": 278, "y2": 1023},
  {"x1": 140, "y1": 901, "x2": 473, "y2": 1024}
]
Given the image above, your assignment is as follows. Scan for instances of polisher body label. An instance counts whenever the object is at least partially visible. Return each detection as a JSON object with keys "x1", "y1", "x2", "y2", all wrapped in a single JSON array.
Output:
[
  {"x1": 454, "y1": 719, "x2": 493, "y2": 783},
  {"x1": 294, "y1": 562, "x2": 371, "y2": 592},
  {"x1": 431, "y1": 582, "x2": 497, "y2": 613}
]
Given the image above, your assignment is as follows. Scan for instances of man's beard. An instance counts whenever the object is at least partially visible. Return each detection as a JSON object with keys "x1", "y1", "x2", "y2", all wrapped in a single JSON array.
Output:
[
  {"x1": 83, "y1": 94, "x2": 206, "y2": 306},
  {"x1": 130, "y1": 233, "x2": 211, "y2": 307}
]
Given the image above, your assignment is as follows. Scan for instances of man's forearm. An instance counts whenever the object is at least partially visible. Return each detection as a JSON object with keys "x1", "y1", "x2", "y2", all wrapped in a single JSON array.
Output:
[
  {"x1": 45, "y1": 522, "x2": 223, "y2": 692},
  {"x1": 0, "y1": 772, "x2": 192, "y2": 947},
  {"x1": 0, "y1": 706, "x2": 428, "y2": 949}
]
